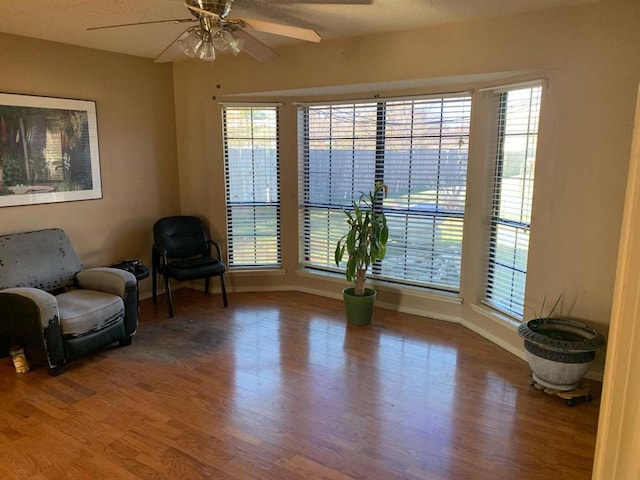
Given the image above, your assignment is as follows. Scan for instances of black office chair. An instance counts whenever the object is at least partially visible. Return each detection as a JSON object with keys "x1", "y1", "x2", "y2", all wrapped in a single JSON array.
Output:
[{"x1": 152, "y1": 216, "x2": 228, "y2": 317}]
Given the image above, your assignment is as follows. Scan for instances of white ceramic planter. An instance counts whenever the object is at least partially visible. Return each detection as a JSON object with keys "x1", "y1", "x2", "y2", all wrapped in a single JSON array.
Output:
[
  {"x1": 518, "y1": 318, "x2": 605, "y2": 391},
  {"x1": 524, "y1": 351, "x2": 593, "y2": 390}
]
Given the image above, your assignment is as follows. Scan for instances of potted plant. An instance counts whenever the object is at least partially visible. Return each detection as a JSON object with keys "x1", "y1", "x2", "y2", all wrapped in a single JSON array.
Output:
[
  {"x1": 334, "y1": 181, "x2": 389, "y2": 325},
  {"x1": 517, "y1": 296, "x2": 606, "y2": 392}
]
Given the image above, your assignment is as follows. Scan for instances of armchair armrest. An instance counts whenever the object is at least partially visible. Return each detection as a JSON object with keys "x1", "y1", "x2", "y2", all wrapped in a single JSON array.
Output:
[
  {"x1": 77, "y1": 267, "x2": 136, "y2": 298},
  {"x1": 0, "y1": 287, "x2": 65, "y2": 373}
]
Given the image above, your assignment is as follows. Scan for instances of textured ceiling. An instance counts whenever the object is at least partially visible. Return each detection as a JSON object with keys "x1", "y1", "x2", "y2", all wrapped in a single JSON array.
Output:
[{"x1": 0, "y1": 0, "x2": 601, "y2": 62}]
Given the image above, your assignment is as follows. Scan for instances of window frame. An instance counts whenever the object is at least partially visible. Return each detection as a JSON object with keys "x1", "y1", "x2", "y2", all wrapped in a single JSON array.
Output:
[
  {"x1": 483, "y1": 84, "x2": 544, "y2": 319},
  {"x1": 298, "y1": 93, "x2": 472, "y2": 292},
  {"x1": 221, "y1": 103, "x2": 282, "y2": 269}
]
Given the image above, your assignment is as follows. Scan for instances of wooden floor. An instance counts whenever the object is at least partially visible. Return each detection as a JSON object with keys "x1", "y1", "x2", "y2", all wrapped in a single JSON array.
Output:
[{"x1": 0, "y1": 289, "x2": 600, "y2": 479}]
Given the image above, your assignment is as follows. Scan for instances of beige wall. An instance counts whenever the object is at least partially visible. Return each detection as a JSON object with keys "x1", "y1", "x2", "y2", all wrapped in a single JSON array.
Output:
[
  {"x1": 172, "y1": 0, "x2": 640, "y2": 378},
  {"x1": 593, "y1": 83, "x2": 640, "y2": 480},
  {"x1": 0, "y1": 33, "x2": 180, "y2": 295}
]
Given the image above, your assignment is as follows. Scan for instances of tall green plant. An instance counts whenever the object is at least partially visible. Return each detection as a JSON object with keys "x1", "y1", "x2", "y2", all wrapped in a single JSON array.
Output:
[{"x1": 335, "y1": 182, "x2": 389, "y2": 296}]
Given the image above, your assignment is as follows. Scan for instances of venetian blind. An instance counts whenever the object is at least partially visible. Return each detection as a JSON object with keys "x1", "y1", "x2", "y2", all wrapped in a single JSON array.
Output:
[
  {"x1": 484, "y1": 84, "x2": 543, "y2": 318},
  {"x1": 298, "y1": 93, "x2": 472, "y2": 291},
  {"x1": 222, "y1": 105, "x2": 281, "y2": 268}
]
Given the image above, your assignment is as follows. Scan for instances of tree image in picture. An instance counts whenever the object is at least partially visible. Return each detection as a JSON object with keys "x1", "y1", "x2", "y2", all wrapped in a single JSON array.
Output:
[{"x1": 0, "y1": 105, "x2": 93, "y2": 195}]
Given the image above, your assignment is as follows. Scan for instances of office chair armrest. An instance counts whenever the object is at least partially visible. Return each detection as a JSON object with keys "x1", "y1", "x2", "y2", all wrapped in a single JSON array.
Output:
[
  {"x1": 152, "y1": 244, "x2": 170, "y2": 266},
  {"x1": 0, "y1": 287, "x2": 65, "y2": 372},
  {"x1": 153, "y1": 244, "x2": 167, "y2": 256},
  {"x1": 207, "y1": 240, "x2": 223, "y2": 260}
]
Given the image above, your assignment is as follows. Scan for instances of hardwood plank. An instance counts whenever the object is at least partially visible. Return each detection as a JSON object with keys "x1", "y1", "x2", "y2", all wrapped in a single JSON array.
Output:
[{"x1": 0, "y1": 289, "x2": 600, "y2": 479}]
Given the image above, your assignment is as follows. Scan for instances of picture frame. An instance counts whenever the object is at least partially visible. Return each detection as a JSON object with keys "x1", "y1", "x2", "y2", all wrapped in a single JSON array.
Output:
[{"x1": 0, "y1": 92, "x2": 102, "y2": 207}]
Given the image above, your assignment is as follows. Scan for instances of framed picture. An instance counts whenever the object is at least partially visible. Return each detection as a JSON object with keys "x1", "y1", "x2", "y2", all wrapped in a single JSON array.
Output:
[{"x1": 0, "y1": 92, "x2": 102, "y2": 207}]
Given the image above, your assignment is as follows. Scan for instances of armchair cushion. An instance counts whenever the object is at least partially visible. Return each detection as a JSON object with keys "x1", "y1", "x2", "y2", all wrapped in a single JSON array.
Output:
[{"x1": 56, "y1": 290, "x2": 124, "y2": 338}]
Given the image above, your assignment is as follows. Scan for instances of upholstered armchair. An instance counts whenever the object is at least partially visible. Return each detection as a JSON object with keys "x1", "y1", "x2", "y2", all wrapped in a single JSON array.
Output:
[{"x1": 0, "y1": 228, "x2": 138, "y2": 376}]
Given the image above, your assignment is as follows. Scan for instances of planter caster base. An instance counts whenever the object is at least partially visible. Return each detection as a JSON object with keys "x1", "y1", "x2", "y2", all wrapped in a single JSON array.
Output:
[{"x1": 528, "y1": 374, "x2": 592, "y2": 407}]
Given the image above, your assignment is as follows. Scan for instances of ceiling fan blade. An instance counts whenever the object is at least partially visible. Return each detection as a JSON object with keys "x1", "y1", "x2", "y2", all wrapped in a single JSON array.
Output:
[
  {"x1": 185, "y1": 4, "x2": 222, "y2": 20},
  {"x1": 154, "y1": 28, "x2": 191, "y2": 63},
  {"x1": 87, "y1": 18, "x2": 195, "y2": 31},
  {"x1": 267, "y1": 0, "x2": 372, "y2": 3},
  {"x1": 234, "y1": 29, "x2": 279, "y2": 62},
  {"x1": 237, "y1": 17, "x2": 320, "y2": 42}
]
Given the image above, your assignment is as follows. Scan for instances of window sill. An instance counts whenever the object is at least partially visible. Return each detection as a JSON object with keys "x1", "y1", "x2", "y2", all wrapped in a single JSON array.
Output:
[
  {"x1": 228, "y1": 267, "x2": 286, "y2": 277},
  {"x1": 470, "y1": 303, "x2": 520, "y2": 330},
  {"x1": 295, "y1": 267, "x2": 462, "y2": 305}
]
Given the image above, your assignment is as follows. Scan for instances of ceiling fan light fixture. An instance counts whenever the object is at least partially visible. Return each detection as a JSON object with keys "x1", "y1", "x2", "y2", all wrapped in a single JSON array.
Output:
[
  {"x1": 212, "y1": 28, "x2": 230, "y2": 52},
  {"x1": 179, "y1": 26, "x2": 204, "y2": 57},
  {"x1": 179, "y1": 24, "x2": 217, "y2": 61},
  {"x1": 197, "y1": 43, "x2": 216, "y2": 61},
  {"x1": 212, "y1": 28, "x2": 244, "y2": 56},
  {"x1": 224, "y1": 29, "x2": 244, "y2": 56}
]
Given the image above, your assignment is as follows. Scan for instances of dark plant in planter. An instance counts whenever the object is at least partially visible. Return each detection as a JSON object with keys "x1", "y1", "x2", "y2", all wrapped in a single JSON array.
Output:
[
  {"x1": 335, "y1": 181, "x2": 389, "y2": 296},
  {"x1": 334, "y1": 182, "x2": 389, "y2": 325}
]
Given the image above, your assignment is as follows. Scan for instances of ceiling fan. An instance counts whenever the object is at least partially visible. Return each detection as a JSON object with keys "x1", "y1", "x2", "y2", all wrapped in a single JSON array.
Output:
[{"x1": 88, "y1": 0, "x2": 372, "y2": 63}]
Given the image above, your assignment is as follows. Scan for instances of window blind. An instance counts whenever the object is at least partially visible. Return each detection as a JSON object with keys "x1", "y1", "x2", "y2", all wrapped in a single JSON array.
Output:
[
  {"x1": 298, "y1": 94, "x2": 471, "y2": 291},
  {"x1": 222, "y1": 105, "x2": 281, "y2": 268},
  {"x1": 484, "y1": 85, "x2": 543, "y2": 318}
]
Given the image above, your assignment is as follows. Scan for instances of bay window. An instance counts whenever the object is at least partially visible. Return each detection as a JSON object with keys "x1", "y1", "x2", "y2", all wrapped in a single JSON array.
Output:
[{"x1": 298, "y1": 94, "x2": 471, "y2": 291}]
